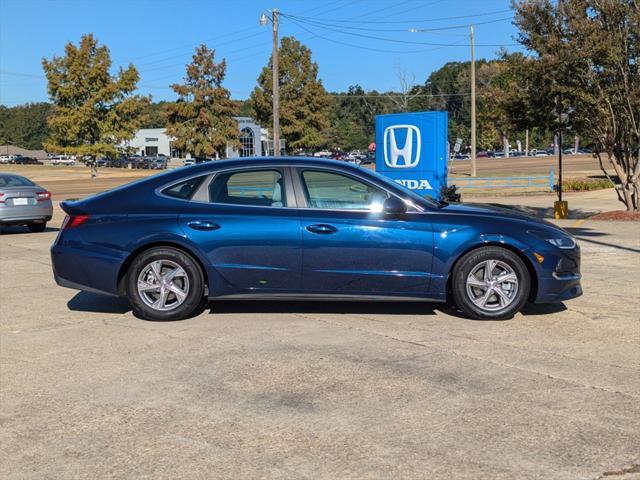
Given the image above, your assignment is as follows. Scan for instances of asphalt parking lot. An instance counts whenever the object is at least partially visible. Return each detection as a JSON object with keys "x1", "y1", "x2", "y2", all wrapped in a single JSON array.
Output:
[{"x1": 1, "y1": 208, "x2": 639, "y2": 479}]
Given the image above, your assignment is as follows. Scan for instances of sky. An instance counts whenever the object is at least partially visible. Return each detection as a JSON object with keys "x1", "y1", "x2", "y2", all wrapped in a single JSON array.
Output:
[{"x1": 0, "y1": 0, "x2": 521, "y2": 106}]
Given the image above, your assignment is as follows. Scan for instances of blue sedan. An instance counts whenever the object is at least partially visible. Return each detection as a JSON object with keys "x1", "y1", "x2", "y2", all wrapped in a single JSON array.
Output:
[{"x1": 51, "y1": 157, "x2": 582, "y2": 321}]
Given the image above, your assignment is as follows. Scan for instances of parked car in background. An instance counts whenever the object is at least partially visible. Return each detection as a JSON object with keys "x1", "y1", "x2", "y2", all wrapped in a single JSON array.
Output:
[
  {"x1": 476, "y1": 151, "x2": 490, "y2": 158},
  {"x1": 0, "y1": 155, "x2": 18, "y2": 164},
  {"x1": 51, "y1": 157, "x2": 582, "y2": 321},
  {"x1": 50, "y1": 155, "x2": 76, "y2": 166},
  {"x1": 13, "y1": 156, "x2": 43, "y2": 165},
  {"x1": 0, "y1": 173, "x2": 53, "y2": 232},
  {"x1": 451, "y1": 153, "x2": 471, "y2": 161},
  {"x1": 531, "y1": 149, "x2": 549, "y2": 157},
  {"x1": 183, "y1": 159, "x2": 195, "y2": 167}
]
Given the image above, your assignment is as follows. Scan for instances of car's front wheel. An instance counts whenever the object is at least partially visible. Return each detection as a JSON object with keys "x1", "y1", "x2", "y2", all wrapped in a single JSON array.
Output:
[
  {"x1": 451, "y1": 246, "x2": 530, "y2": 320},
  {"x1": 126, "y1": 247, "x2": 204, "y2": 321}
]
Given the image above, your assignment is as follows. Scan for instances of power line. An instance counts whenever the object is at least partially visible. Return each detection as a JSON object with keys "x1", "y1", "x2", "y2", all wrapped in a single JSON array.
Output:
[
  {"x1": 286, "y1": 15, "x2": 513, "y2": 33},
  {"x1": 285, "y1": 16, "x2": 468, "y2": 54},
  {"x1": 284, "y1": 8, "x2": 513, "y2": 24},
  {"x1": 282, "y1": 14, "x2": 518, "y2": 47}
]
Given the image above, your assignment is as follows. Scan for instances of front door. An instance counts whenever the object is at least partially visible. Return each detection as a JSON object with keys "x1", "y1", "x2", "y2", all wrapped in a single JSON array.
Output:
[
  {"x1": 295, "y1": 168, "x2": 434, "y2": 296},
  {"x1": 178, "y1": 168, "x2": 301, "y2": 292}
]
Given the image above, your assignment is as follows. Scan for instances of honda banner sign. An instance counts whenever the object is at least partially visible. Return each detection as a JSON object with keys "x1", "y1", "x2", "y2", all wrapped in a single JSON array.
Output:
[{"x1": 375, "y1": 111, "x2": 448, "y2": 199}]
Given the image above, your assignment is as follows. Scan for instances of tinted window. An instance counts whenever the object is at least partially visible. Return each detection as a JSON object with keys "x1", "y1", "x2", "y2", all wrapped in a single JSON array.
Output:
[
  {"x1": 209, "y1": 169, "x2": 285, "y2": 207},
  {"x1": 301, "y1": 170, "x2": 388, "y2": 211},
  {"x1": 0, "y1": 174, "x2": 34, "y2": 187},
  {"x1": 162, "y1": 176, "x2": 205, "y2": 199}
]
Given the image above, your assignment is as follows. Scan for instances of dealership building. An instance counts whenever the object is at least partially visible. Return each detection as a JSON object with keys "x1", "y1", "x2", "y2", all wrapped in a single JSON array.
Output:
[{"x1": 125, "y1": 117, "x2": 282, "y2": 158}]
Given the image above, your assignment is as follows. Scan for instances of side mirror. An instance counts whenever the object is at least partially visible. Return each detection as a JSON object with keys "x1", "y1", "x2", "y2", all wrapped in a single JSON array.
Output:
[{"x1": 382, "y1": 196, "x2": 407, "y2": 216}]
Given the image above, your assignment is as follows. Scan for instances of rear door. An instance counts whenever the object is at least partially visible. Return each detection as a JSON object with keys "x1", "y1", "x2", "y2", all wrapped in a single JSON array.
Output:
[
  {"x1": 293, "y1": 167, "x2": 435, "y2": 296},
  {"x1": 177, "y1": 167, "x2": 302, "y2": 293}
]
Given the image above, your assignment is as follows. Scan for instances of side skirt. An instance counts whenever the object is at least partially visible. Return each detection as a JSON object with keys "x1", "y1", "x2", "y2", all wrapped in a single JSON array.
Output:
[{"x1": 209, "y1": 293, "x2": 446, "y2": 303}]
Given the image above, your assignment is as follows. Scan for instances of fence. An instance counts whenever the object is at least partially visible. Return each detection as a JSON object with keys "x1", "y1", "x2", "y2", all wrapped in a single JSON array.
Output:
[{"x1": 449, "y1": 169, "x2": 554, "y2": 192}]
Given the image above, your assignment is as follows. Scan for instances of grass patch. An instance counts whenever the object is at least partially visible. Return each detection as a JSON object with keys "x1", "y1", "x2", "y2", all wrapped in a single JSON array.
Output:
[{"x1": 562, "y1": 178, "x2": 614, "y2": 191}]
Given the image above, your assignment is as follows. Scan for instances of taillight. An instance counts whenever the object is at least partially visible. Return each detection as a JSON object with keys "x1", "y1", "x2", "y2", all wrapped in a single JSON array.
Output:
[
  {"x1": 63, "y1": 214, "x2": 90, "y2": 229},
  {"x1": 0, "y1": 193, "x2": 4, "y2": 203},
  {"x1": 36, "y1": 191, "x2": 51, "y2": 202}
]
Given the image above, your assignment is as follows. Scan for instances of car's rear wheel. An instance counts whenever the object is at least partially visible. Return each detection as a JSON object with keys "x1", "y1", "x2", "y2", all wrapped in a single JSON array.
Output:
[
  {"x1": 27, "y1": 222, "x2": 46, "y2": 233},
  {"x1": 452, "y1": 246, "x2": 530, "y2": 320},
  {"x1": 126, "y1": 247, "x2": 204, "y2": 321}
]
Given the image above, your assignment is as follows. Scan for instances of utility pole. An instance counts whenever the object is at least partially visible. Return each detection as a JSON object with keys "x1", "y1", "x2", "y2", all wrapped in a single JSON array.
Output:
[
  {"x1": 271, "y1": 9, "x2": 280, "y2": 156},
  {"x1": 260, "y1": 9, "x2": 280, "y2": 156},
  {"x1": 470, "y1": 25, "x2": 477, "y2": 177}
]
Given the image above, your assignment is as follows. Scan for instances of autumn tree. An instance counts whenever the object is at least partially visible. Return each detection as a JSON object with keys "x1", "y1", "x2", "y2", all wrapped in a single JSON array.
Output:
[
  {"x1": 514, "y1": 0, "x2": 639, "y2": 210},
  {"x1": 42, "y1": 34, "x2": 149, "y2": 164},
  {"x1": 165, "y1": 45, "x2": 239, "y2": 158},
  {"x1": 250, "y1": 36, "x2": 330, "y2": 151}
]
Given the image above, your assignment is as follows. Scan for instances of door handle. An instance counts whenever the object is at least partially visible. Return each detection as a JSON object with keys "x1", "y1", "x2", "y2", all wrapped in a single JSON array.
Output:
[
  {"x1": 306, "y1": 224, "x2": 337, "y2": 234},
  {"x1": 187, "y1": 221, "x2": 220, "y2": 231}
]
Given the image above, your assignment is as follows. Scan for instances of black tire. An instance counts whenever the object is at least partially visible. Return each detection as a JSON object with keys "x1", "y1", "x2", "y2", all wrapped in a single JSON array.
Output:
[
  {"x1": 27, "y1": 222, "x2": 46, "y2": 233},
  {"x1": 451, "y1": 246, "x2": 530, "y2": 320},
  {"x1": 126, "y1": 247, "x2": 204, "y2": 321}
]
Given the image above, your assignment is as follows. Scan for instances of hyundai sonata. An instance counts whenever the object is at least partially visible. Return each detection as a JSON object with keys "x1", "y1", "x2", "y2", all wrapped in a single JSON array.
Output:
[{"x1": 51, "y1": 158, "x2": 581, "y2": 320}]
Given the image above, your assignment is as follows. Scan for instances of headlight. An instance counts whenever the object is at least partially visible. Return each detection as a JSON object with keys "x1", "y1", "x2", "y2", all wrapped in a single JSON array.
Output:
[{"x1": 527, "y1": 230, "x2": 576, "y2": 249}]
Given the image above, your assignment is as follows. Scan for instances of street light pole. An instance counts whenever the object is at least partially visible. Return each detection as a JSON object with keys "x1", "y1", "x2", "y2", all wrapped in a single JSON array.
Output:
[
  {"x1": 470, "y1": 25, "x2": 477, "y2": 178},
  {"x1": 271, "y1": 9, "x2": 280, "y2": 156},
  {"x1": 260, "y1": 9, "x2": 281, "y2": 156}
]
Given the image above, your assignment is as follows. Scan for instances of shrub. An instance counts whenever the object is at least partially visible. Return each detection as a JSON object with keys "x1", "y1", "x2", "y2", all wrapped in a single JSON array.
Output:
[
  {"x1": 561, "y1": 178, "x2": 614, "y2": 192},
  {"x1": 440, "y1": 184, "x2": 462, "y2": 202}
]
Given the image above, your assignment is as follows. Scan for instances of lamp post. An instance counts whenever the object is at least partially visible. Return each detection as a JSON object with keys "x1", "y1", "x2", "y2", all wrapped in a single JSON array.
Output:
[
  {"x1": 260, "y1": 9, "x2": 280, "y2": 156},
  {"x1": 409, "y1": 25, "x2": 477, "y2": 177},
  {"x1": 470, "y1": 25, "x2": 477, "y2": 177}
]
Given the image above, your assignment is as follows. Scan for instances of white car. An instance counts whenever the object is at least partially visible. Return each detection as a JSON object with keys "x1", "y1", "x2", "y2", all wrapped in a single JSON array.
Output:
[
  {"x1": 183, "y1": 159, "x2": 195, "y2": 167},
  {"x1": 0, "y1": 155, "x2": 17, "y2": 164},
  {"x1": 50, "y1": 155, "x2": 76, "y2": 166}
]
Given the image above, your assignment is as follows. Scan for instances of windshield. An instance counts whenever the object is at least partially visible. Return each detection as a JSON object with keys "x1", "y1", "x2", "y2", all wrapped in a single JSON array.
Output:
[{"x1": 359, "y1": 167, "x2": 441, "y2": 208}]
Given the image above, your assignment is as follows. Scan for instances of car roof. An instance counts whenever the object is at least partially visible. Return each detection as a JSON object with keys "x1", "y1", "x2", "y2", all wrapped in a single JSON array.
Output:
[{"x1": 186, "y1": 156, "x2": 364, "y2": 174}]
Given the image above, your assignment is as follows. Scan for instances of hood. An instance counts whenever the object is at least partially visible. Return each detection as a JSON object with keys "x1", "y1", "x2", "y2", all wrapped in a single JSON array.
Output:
[{"x1": 441, "y1": 202, "x2": 567, "y2": 233}]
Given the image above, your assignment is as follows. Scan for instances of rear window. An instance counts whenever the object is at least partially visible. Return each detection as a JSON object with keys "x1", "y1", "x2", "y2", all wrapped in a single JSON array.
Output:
[
  {"x1": 162, "y1": 176, "x2": 206, "y2": 199},
  {"x1": 0, "y1": 174, "x2": 34, "y2": 187}
]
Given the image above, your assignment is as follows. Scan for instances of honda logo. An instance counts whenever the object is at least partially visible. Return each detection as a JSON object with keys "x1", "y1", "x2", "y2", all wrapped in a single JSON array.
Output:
[{"x1": 383, "y1": 125, "x2": 421, "y2": 168}]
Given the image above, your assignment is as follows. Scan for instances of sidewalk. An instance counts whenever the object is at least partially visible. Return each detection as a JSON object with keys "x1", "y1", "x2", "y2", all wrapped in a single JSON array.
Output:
[{"x1": 464, "y1": 188, "x2": 623, "y2": 219}]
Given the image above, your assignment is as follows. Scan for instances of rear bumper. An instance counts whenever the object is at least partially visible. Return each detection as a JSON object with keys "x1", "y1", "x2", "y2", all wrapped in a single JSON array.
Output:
[
  {"x1": 51, "y1": 244, "x2": 124, "y2": 296},
  {"x1": 0, "y1": 203, "x2": 53, "y2": 224}
]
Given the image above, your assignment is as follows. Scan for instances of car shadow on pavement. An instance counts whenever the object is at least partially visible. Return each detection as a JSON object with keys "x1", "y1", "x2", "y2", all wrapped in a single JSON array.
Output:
[
  {"x1": 486, "y1": 203, "x2": 600, "y2": 219},
  {"x1": 566, "y1": 227, "x2": 640, "y2": 253},
  {"x1": 67, "y1": 291, "x2": 131, "y2": 314},
  {"x1": 66, "y1": 293, "x2": 569, "y2": 321},
  {"x1": 0, "y1": 225, "x2": 60, "y2": 234},
  {"x1": 208, "y1": 301, "x2": 440, "y2": 316}
]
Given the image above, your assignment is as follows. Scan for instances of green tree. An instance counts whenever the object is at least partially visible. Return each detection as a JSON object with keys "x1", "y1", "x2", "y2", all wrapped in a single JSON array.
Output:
[
  {"x1": 513, "y1": 0, "x2": 639, "y2": 210},
  {"x1": 250, "y1": 36, "x2": 330, "y2": 151},
  {"x1": 140, "y1": 101, "x2": 170, "y2": 128},
  {"x1": 0, "y1": 102, "x2": 52, "y2": 149},
  {"x1": 42, "y1": 34, "x2": 149, "y2": 163},
  {"x1": 164, "y1": 44, "x2": 239, "y2": 158},
  {"x1": 326, "y1": 85, "x2": 389, "y2": 150}
]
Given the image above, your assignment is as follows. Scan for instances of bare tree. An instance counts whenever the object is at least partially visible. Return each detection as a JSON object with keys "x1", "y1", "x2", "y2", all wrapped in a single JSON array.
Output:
[{"x1": 390, "y1": 66, "x2": 421, "y2": 112}]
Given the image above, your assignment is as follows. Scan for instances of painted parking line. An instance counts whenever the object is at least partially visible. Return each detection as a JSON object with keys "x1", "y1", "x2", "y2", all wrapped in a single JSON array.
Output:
[{"x1": 571, "y1": 219, "x2": 586, "y2": 228}]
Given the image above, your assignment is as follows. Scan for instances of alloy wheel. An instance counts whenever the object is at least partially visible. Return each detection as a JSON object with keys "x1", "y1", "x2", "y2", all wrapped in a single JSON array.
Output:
[
  {"x1": 465, "y1": 259, "x2": 519, "y2": 312},
  {"x1": 137, "y1": 259, "x2": 190, "y2": 311}
]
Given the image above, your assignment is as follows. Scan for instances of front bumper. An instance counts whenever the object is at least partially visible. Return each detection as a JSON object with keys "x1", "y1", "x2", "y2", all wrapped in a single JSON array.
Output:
[{"x1": 533, "y1": 245, "x2": 582, "y2": 303}]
